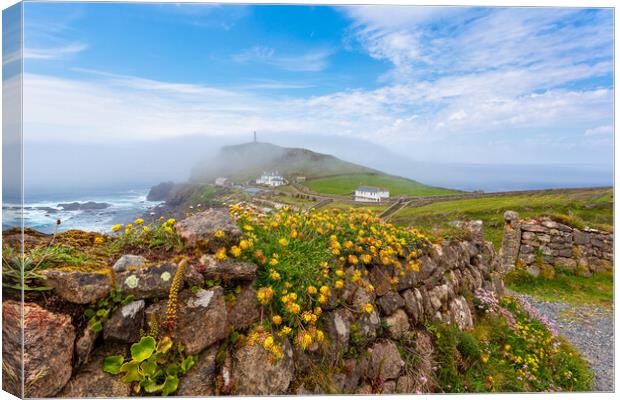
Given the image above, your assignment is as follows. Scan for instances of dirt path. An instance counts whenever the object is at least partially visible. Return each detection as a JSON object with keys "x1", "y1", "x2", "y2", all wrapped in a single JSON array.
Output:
[{"x1": 519, "y1": 295, "x2": 614, "y2": 392}]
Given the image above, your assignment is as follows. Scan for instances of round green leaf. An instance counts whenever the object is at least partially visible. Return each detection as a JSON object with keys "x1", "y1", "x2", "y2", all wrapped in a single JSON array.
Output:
[
  {"x1": 180, "y1": 356, "x2": 196, "y2": 373},
  {"x1": 143, "y1": 377, "x2": 164, "y2": 393},
  {"x1": 119, "y1": 360, "x2": 142, "y2": 383},
  {"x1": 140, "y1": 359, "x2": 158, "y2": 377},
  {"x1": 161, "y1": 375, "x2": 179, "y2": 396},
  {"x1": 89, "y1": 320, "x2": 103, "y2": 333},
  {"x1": 102, "y1": 355, "x2": 124, "y2": 375},
  {"x1": 165, "y1": 363, "x2": 180, "y2": 376},
  {"x1": 84, "y1": 309, "x2": 96, "y2": 318},
  {"x1": 131, "y1": 336, "x2": 156, "y2": 362}
]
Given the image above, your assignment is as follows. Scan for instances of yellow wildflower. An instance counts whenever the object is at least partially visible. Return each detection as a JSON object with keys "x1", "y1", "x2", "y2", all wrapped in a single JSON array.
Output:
[
  {"x1": 348, "y1": 254, "x2": 359, "y2": 265},
  {"x1": 279, "y1": 238, "x2": 289, "y2": 246},
  {"x1": 215, "y1": 247, "x2": 228, "y2": 261},
  {"x1": 230, "y1": 246, "x2": 241, "y2": 257},
  {"x1": 364, "y1": 303, "x2": 374, "y2": 314},
  {"x1": 300, "y1": 333, "x2": 313, "y2": 350},
  {"x1": 239, "y1": 239, "x2": 250, "y2": 250},
  {"x1": 112, "y1": 224, "x2": 122, "y2": 232},
  {"x1": 335, "y1": 280, "x2": 344, "y2": 289},
  {"x1": 257, "y1": 287, "x2": 274, "y2": 305},
  {"x1": 307, "y1": 286, "x2": 317, "y2": 295},
  {"x1": 215, "y1": 229, "x2": 225, "y2": 238},
  {"x1": 263, "y1": 336, "x2": 274, "y2": 350},
  {"x1": 166, "y1": 218, "x2": 176, "y2": 225},
  {"x1": 134, "y1": 218, "x2": 144, "y2": 225},
  {"x1": 270, "y1": 270, "x2": 281, "y2": 281},
  {"x1": 272, "y1": 315, "x2": 283, "y2": 325},
  {"x1": 270, "y1": 258, "x2": 279, "y2": 266}
]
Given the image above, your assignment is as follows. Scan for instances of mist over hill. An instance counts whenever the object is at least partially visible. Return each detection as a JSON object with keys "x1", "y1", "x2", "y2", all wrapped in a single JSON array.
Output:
[{"x1": 189, "y1": 141, "x2": 378, "y2": 182}]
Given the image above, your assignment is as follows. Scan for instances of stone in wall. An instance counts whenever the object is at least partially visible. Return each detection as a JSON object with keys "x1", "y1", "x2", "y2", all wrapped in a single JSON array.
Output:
[
  {"x1": 499, "y1": 210, "x2": 521, "y2": 273},
  {"x1": 511, "y1": 214, "x2": 613, "y2": 276}
]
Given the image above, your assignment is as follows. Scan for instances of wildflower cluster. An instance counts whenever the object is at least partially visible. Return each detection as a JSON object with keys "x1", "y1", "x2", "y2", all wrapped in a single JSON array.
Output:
[
  {"x1": 110, "y1": 217, "x2": 182, "y2": 252},
  {"x1": 246, "y1": 326, "x2": 285, "y2": 361},
  {"x1": 472, "y1": 289, "x2": 590, "y2": 391},
  {"x1": 225, "y1": 204, "x2": 429, "y2": 353}
]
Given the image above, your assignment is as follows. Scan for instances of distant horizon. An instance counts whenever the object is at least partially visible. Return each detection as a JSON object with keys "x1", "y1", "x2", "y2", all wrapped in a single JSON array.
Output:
[{"x1": 19, "y1": 138, "x2": 613, "y2": 195}]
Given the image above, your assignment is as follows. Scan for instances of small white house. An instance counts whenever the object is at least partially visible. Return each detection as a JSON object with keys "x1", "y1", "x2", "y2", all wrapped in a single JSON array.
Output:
[
  {"x1": 215, "y1": 177, "x2": 229, "y2": 187},
  {"x1": 354, "y1": 186, "x2": 390, "y2": 202},
  {"x1": 256, "y1": 171, "x2": 287, "y2": 187}
]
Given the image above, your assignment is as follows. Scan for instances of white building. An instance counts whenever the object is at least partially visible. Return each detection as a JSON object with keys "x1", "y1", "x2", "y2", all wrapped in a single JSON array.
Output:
[
  {"x1": 354, "y1": 186, "x2": 390, "y2": 202},
  {"x1": 215, "y1": 177, "x2": 229, "y2": 187},
  {"x1": 256, "y1": 171, "x2": 287, "y2": 187}
]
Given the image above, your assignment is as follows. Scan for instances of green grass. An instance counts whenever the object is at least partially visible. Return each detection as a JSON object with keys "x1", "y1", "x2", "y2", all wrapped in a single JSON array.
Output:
[
  {"x1": 270, "y1": 194, "x2": 317, "y2": 208},
  {"x1": 505, "y1": 269, "x2": 613, "y2": 308},
  {"x1": 325, "y1": 201, "x2": 389, "y2": 213},
  {"x1": 391, "y1": 188, "x2": 613, "y2": 249},
  {"x1": 430, "y1": 295, "x2": 593, "y2": 393},
  {"x1": 304, "y1": 173, "x2": 461, "y2": 197}
]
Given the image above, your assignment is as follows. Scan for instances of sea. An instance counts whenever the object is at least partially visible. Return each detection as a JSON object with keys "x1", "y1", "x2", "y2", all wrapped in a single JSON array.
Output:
[{"x1": 2, "y1": 186, "x2": 163, "y2": 234}]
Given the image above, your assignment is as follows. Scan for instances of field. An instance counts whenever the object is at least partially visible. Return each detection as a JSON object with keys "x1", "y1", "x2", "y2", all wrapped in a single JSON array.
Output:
[
  {"x1": 390, "y1": 188, "x2": 613, "y2": 249},
  {"x1": 506, "y1": 269, "x2": 613, "y2": 308},
  {"x1": 304, "y1": 173, "x2": 461, "y2": 197}
]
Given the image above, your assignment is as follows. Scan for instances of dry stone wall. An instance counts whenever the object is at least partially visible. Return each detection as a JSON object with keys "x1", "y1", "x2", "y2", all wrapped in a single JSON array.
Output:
[
  {"x1": 2, "y1": 212, "x2": 504, "y2": 397},
  {"x1": 500, "y1": 211, "x2": 613, "y2": 276}
]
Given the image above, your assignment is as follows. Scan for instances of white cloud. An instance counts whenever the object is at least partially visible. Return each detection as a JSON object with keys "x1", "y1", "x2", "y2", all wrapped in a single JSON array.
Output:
[
  {"x1": 233, "y1": 45, "x2": 333, "y2": 72},
  {"x1": 19, "y1": 7, "x2": 613, "y2": 166},
  {"x1": 24, "y1": 43, "x2": 87, "y2": 60},
  {"x1": 585, "y1": 125, "x2": 614, "y2": 136}
]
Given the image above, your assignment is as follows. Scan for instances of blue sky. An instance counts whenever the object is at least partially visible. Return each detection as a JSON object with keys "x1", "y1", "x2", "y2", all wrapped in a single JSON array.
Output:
[{"x1": 15, "y1": 2, "x2": 614, "y2": 168}]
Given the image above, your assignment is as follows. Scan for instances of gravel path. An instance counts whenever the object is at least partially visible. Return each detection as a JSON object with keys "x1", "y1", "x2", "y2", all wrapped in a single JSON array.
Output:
[{"x1": 518, "y1": 294, "x2": 614, "y2": 392}]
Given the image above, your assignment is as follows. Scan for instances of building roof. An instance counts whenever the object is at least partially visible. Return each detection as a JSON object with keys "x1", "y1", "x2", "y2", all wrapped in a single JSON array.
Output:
[
  {"x1": 356, "y1": 186, "x2": 389, "y2": 193},
  {"x1": 261, "y1": 171, "x2": 282, "y2": 177}
]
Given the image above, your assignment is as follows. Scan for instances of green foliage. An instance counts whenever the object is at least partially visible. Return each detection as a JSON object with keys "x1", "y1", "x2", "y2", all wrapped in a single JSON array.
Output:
[
  {"x1": 505, "y1": 269, "x2": 613, "y2": 308},
  {"x1": 1, "y1": 241, "x2": 97, "y2": 291},
  {"x1": 108, "y1": 219, "x2": 183, "y2": 253},
  {"x1": 84, "y1": 288, "x2": 134, "y2": 333},
  {"x1": 305, "y1": 173, "x2": 459, "y2": 197},
  {"x1": 429, "y1": 296, "x2": 593, "y2": 393},
  {"x1": 103, "y1": 335, "x2": 196, "y2": 396}
]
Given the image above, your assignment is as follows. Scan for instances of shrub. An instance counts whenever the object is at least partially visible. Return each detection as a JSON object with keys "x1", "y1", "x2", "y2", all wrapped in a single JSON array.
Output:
[{"x1": 227, "y1": 204, "x2": 430, "y2": 356}]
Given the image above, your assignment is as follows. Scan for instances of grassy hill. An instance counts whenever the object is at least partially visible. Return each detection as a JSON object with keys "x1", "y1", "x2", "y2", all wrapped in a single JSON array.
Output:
[
  {"x1": 305, "y1": 173, "x2": 461, "y2": 197},
  {"x1": 190, "y1": 142, "x2": 458, "y2": 197},
  {"x1": 190, "y1": 142, "x2": 376, "y2": 182},
  {"x1": 390, "y1": 188, "x2": 613, "y2": 249}
]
